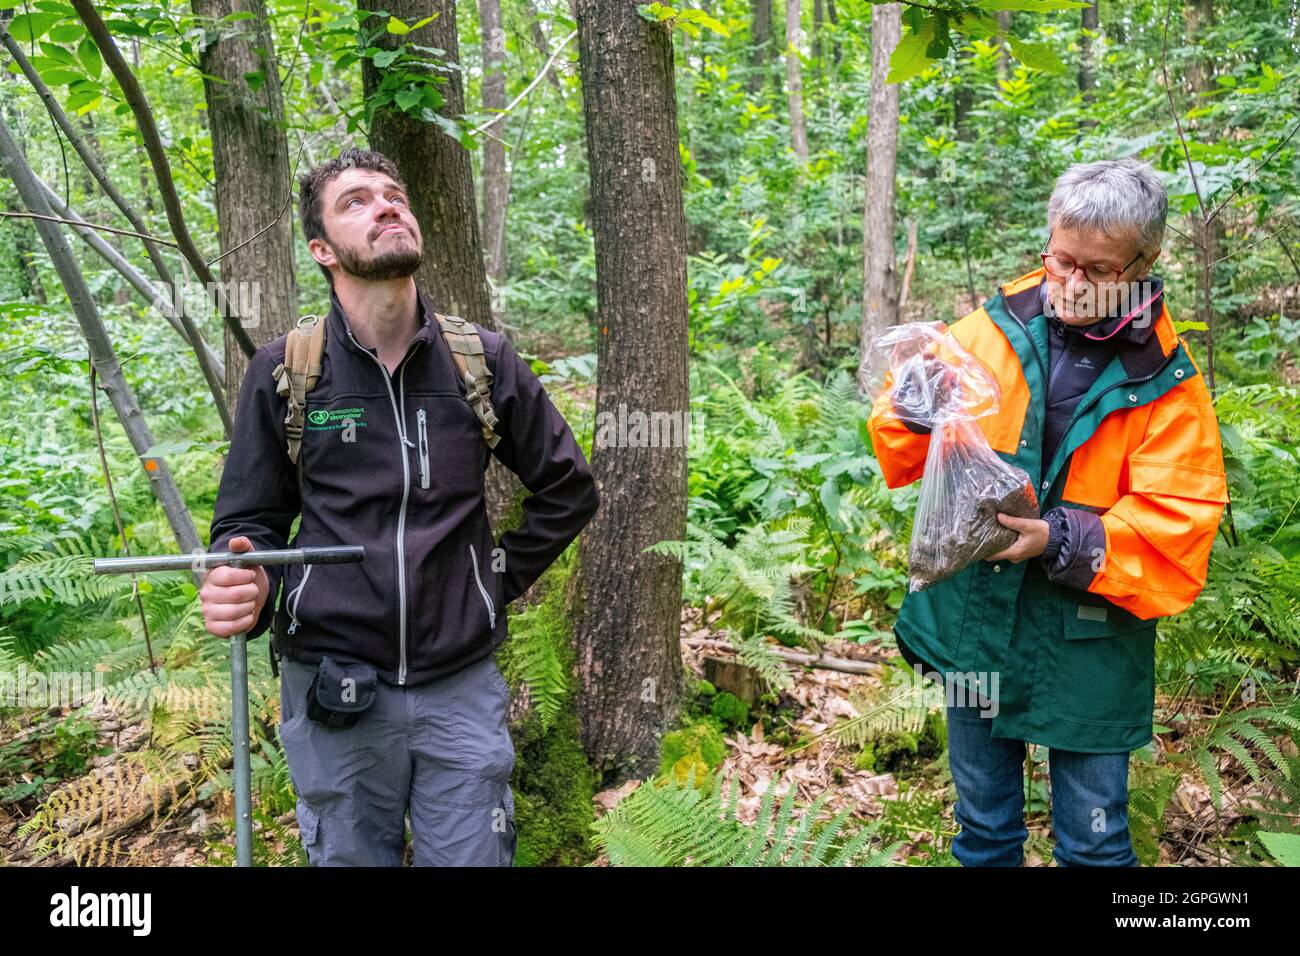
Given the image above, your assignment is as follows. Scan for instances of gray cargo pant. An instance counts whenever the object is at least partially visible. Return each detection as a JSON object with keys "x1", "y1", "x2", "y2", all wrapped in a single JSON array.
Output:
[{"x1": 278, "y1": 652, "x2": 517, "y2": 866}]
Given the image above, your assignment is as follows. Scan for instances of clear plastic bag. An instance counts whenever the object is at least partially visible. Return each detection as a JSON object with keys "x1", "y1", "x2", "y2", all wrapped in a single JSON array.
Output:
[
  {"x1": 864, "y1": 322, "x2": 1040, "y2": 592},
  {"x1": 860, "y1": 321, "x2": 1001, "y2": 428}
]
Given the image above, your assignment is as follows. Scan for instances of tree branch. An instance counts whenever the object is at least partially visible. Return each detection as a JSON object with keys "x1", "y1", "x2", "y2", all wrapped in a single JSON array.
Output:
[
  {"x1": 1, "y1": 21, "x2": 231, "y2": 434},
  {"x1": 37, "y1": 179, "x2": 227, "y2": 383},
  {"x1": 0, "y1": 210, "x2": 177, "y2": 247},
  {"x1": 70, "y1": 0, "x2": 257, "y2": 359},
  {"x1": 0, "y1": 110, "x2": 202, "y2": 561},
  {"x1": 471, "y1": 30, "x2": 576, "y2": 136}
]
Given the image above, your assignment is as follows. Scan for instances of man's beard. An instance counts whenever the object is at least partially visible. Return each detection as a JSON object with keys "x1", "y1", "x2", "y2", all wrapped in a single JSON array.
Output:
[{"x1": 329, "y1": 227, "x2": 422, "y2": 280}]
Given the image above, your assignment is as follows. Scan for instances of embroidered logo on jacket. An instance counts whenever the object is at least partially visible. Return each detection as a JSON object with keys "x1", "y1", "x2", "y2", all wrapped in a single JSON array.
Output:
[{"x1": 305, "y1": 406, "x2": 368, "y2": 433}]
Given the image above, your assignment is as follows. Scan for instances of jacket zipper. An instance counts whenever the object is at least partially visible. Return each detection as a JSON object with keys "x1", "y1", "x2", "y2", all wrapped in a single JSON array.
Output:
[
  {"x1": 469, "y1": 543, "x2": 496, "y2": 629},
  {"x1": 285, "y1": 564, "x2": 314, "y2": 636},
  {"x1": 346, "y1": 327, "x2": 419, "y2": 686},
  {"x1": 417, "y1": 408, "x2": 430, "y2": 489}
]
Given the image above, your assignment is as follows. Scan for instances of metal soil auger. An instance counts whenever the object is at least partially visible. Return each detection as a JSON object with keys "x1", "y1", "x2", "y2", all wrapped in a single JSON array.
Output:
[{"x1": 93, "y1": 545, "x2": 365, "y2": 866}]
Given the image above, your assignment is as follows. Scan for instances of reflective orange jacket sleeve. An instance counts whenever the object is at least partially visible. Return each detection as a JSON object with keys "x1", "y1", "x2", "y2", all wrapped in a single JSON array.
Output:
[
  {"x1": 866, "y1": 372, "x2": 931, "y2": 489},
  {"x1": 1088, "y1": 375, "x2": 1230, "y2": 619}
]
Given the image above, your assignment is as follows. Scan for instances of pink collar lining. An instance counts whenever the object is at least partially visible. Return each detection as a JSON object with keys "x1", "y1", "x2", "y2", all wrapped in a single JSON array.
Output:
[{"x1": 1081, "y1": 286, "x2": 1162, "y2": 341}]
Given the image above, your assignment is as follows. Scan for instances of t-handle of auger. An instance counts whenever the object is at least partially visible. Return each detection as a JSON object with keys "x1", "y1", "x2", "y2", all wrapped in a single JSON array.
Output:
[{"x1": 94, "y1": 545, "x2": 366, "y2": 867}]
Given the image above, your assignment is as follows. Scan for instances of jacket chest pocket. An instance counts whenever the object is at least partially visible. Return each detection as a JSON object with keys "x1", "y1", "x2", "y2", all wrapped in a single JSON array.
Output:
[{"x1": 407, "y1": 397, "x2": 487, "y2": 501}]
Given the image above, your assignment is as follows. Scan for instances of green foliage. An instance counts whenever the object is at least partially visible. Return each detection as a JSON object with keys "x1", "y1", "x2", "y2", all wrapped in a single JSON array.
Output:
[
  {"x1": 659, "y1": 719, "x2": 728, "y2": 784},
  {"x1": 500, "y1": 549, "x2": 575, "y2": 733},
  {"x1": 710, "y1": 690, "x2": 749, "y2": 727},
  {"x1": 878, "y1": 781, "x2": 959, "y2": 867},
  {"x1": 1258, "y1": 830, "x2": 1300, "y2": 867},
  {"x1": 656, "y1": 367, "x2": 908, "y2": 675},
  {"x1": 499, "y1": 549, "x2": 598, "y2": 867},
  {"x1": 592, "y1": 770, "x2": 903, "y2": 866},
  {"x1": 206, "y1": 806, "x2": 309, "y2": 868}
]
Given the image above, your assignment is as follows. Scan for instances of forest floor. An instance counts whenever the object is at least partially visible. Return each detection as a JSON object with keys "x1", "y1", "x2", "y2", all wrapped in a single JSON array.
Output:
[{"x1": 0, "y1": 613, "x2": 1278, "y2": 867}]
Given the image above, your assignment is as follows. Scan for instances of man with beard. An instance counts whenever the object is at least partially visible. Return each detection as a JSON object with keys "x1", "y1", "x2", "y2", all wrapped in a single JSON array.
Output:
[{"x1": 200, "y1": 147, "x2": 600, "y2": 866}]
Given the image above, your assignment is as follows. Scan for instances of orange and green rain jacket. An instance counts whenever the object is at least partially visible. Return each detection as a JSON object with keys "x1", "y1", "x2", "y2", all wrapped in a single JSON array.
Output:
[{"x1": 868, "y1": 268, "x2": 1229, "y2": 752}]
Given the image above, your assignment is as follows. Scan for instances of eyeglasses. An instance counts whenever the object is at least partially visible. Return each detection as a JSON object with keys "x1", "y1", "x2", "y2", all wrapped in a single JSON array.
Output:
[{"x1": 1040, "y1": 232, "x2": 1144, "y2": 284}]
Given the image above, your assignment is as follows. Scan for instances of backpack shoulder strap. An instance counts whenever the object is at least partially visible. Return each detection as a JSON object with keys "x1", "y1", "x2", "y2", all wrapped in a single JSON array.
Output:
[
  {"x1": 436, "y1": 313, "x2": 501, "y2": 449},
  {"x1": 271, "y1": 313, "x2": 327, "y2": 473}
]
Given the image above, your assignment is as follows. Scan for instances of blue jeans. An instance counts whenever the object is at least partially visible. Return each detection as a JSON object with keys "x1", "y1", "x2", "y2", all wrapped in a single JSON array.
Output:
[{"x1": 945, "y1": 698, "x2": 1138, "y2": 866}]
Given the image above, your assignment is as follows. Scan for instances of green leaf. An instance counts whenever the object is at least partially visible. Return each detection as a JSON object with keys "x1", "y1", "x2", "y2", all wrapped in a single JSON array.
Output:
[
  {"x1": 39, "y1": 41, "x2": 77, "y2": 64},
  {"x1": 386, "y1": 15, "x2": 410, "y2": 34},
  {"x1": 394, "y1": 86, "x2": 422, "y2": 111},
  {"x1": 956, "y1": 12, "x2": 1002, "y2": 36},
  {"x1": 76, "y1": 36, "x2": 100, "y2": 78},
  {"x1": 47, "y1": 22, "x2": 84, "y2": 43},
  {"x1": 637, "y1": 3, "x2": 678, "y2": 22},
  {"x1": 1259, "y1": 831, "x2": 1300, "y2": 867},
  {"x1": 38, "y1": 67, "x2": 82, "y2": 85},
  {"x1": 371, "y1": 48, "x2": 401, "y2": 69},
  {"x1": 925, "y1": 14, "x2": 950, "y2": 59},
  {"x1": 65, "y1": 88, "x2": 100, "y2": 113},
  {"x1": 887, "y1": 18, "x2": 935, "y2": 84},
  {"x1": 7, "y1": 11, "x2": 63, "y2": 44},
  {"x1": 244, "y1": 69, "x2": 264, "y2": 92},
  {"x1": 1007, "y1": 35, "x2": 1065, "y2": 74},
  {"x1": 1174, "y1": 319, "x2": 1209, "y2": 333},
  {"x1": 676, "y1": 8, "x2": 730, "y2": 37}
]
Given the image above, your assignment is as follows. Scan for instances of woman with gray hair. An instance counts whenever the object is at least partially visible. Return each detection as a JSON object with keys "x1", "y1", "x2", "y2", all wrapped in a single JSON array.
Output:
[{"x1": 868, "y1": 157, "x2": 1228, "y2": 866}]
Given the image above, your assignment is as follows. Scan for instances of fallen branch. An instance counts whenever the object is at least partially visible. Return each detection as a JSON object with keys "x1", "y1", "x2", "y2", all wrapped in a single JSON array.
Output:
[{"x1": 682, "y1": 637, "x2": 886, "y2": 676}]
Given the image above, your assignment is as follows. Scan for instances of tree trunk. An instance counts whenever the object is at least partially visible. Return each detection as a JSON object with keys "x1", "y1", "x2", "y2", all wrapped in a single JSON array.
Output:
[
  {"x1": 826, "y1": 0, "x2": 841, "y2": 65},
  {"x1": 812, "y1": 0, "x2": 823, "y2": 68},
  {"x1": 860, "y1": 2, "x2": 901, "y2": 345},
  {"x1": 996, "y1": 10, "x2": 1012, "y2": 78},
  {"x1": 1183, "y1": 0, "x2": 1220, "y2": 394},
  {"x1": 1079, "y1": 1, "x2": 1099, "y2": 106},
  {"x1": 1183, "y1": 0, "x2": 1214, "y2": 102},
  {"x1": 749, "y1": 0, "x2": 773, "y2": 93},
  {"x1": 785, "y1": 0, "x2": 809, "y2": 164},
  {"x1": 479, "y1": 0, "x2": 509, "y2": 292},
  {"x1": 358, "y1": 0, "x2": 496, "y2": 331},
  {"x1": 572, "y1": 0, "x2": 689, "y2": 782},
  {"x1": 954, "y1": 47, "x2": 973, "y2": 141},
  {"x1": 193, "y1": 0, "x2": 298, "y2": 416}
]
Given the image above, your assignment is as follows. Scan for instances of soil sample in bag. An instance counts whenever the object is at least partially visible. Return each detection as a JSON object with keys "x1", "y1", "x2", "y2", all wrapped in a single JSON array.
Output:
[{"x1": 907, "y1": 419, "x2": 1040, "y2": 592}]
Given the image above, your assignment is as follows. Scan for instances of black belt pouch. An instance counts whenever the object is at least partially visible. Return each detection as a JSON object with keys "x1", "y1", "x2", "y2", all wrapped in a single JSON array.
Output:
[{"x1": 306, "y1": 655, "x2": 379, "y2": 728}]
